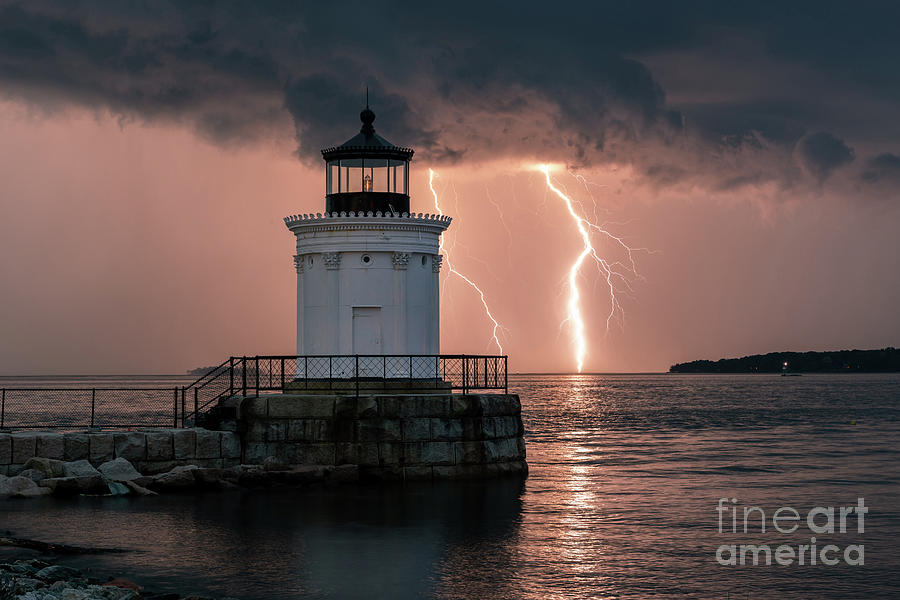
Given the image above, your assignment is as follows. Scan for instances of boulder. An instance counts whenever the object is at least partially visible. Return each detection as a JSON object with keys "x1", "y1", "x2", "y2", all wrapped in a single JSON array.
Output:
[
  {"x1": 17, "y1": 468, "x2": 47, "y2": 483},
  {"x1": 47, "y1": 580, "x2": 70, "y2": 593},
  {"x1": 63, "y1": 460, "x2": 101, "y2": 478},
  {"x1": 22, "y1": 457, "x2": 66, "y2": 478},
  {"x1": 97, "y1": 458, "x2": 141, "y2": 482},
  {"x1": 5, "y1": 562, "x2": 39, "y2": 576},
  {"x1": 0, "y1": 475, "x2": 39, "y2": 498},
  {"x1": 124, "y1": 480, "x2": 157, "y2": 496},
  {"x1": 103, "y1": 577, "x2": 142, "y2": 592},
  {"x1": 133, "y1": 475, "x2": 155, "y2": 488},
  {"x1": 11, "y1": 575, "x2": 43, "y2": 594},
  {"x1": 193, "y1": 467, "x2": 240, "y2": 489},
  {"x1": 97, "y1": 587, "x2": 139, "y2": 600},
  {"x1": 34, "y1": 564, "x2": 82, "y2": 582},
  {"x1": 16, "y1": 486, "x2": 52, "y2": 498},
  {"x1": 39, "y1": 474, "x2": 107, "y2": 496},
  {"x1": 149, "y1": 465, "x2": 198, "y2": 492},
  {"x1": 107, "y1": 481, "x2": 130, "y2": 495}
]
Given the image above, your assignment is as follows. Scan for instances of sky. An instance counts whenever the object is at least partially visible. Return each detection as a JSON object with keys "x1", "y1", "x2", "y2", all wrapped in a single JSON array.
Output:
[{"x1": 1, "y1": 1, "x2": 899, "y2": 374}]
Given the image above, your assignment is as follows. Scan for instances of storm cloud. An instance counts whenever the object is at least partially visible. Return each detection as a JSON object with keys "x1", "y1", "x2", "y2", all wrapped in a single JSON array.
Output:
[
  {"x1": 798, "y1": 132, "x2": 855, "y2": 181},
  {"x1": 2, "y1": 1, "x2": 899, "y2": 193}
]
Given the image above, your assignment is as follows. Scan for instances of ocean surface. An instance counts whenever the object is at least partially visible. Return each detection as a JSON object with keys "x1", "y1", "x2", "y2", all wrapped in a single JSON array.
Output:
[{"x1": 2, "y1": 373, "x2": 899, "y2": 599}]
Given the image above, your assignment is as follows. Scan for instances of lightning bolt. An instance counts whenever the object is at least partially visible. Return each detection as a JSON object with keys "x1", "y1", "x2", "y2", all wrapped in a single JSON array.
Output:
[
  {"x1": 429, "y1": 168, "x2": 506, "y2": 354},
  {"x1": 538, "y1": 164, "x2": 645, "y2": 373}
]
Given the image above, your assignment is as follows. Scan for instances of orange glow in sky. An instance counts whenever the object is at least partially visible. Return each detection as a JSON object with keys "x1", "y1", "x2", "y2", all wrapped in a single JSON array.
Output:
[{"x1": 1, "y1": 102, "x2": 899, "y2": 374}]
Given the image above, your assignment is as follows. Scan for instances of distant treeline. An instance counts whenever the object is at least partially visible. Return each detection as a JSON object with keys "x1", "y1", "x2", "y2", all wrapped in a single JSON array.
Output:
[
  {"x1": 187, "y1": 365, "x2": 219, "y2": 376},
  {"x1": 669, "y1": 348, "x2": 900, "y2": 373}
]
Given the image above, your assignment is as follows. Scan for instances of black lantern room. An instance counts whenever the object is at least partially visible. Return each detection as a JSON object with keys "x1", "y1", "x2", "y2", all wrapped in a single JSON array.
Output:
[{"x1": 321, "y1": 106, "x2": 414, "y2": 215}]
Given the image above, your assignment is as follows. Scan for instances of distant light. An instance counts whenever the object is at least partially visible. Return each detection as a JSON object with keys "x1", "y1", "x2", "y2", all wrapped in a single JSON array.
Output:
[{"x1": 364, "y1": 174, "x2": 373, "y2": 192}]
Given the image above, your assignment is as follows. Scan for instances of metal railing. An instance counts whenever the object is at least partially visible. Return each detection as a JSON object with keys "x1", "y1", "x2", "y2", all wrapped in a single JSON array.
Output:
[
  {"x1": 0, "y1": 387, "x2": 180, "y2": 430},
  {"x1": 1, "y1": 354, "x2": 507, "y2": 430},
  {"x1": 179, "y1": 354, "x2": 508, "y2": 426}
]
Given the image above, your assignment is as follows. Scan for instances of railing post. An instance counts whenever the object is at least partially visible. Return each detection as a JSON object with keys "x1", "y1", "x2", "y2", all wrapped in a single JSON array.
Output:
[
  {"x1": 173, "y1": 388, "x2": 178, "y2": 428},
  {"x1": 355, "y1": 355, "x2": 360, "y2": 399},
  {"x1": 304, "y1": 356, "x2": 308, "y2": 390},
  {"x1": 194, "y1": 388, "x2": 198, "y2": 425},
  {"x1": 90, "y1": 388, "x2": 96, "y2": 429},
  {"x1": 255, "y1": 356, "x2": 260, "y2": 397},
  {"x1": 504, "y1": 357, "x2": 508, "y2": 395},
  {"x1": 409, "y1": 355, "x2": 412, "y2": 381},
  {"x1": 1, "y1": 389, "x2": 5, "y2": 429},
  {"x1": 463, "y1": 355, "x2": 468, "y2": 394},
  {"x1": 242, "y1": 356, "x2": 247, "y2": 396},
  {"x1": 181, "y1": 387, "x2": 185, "y2": 428},
  {"x1": 329, "y1": 356, "x2": 333, "y2": 390},
  {"x1": 281, "y1": 357, "x2": 286, "y2": 390},
  {"x1": 229, "y1": 357, "x2": 234, "y2": 397}
]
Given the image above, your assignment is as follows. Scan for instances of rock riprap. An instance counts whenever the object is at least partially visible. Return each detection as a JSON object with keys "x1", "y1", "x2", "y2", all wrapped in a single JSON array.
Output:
[
  {"x1": 97, "y1": 458, "x2": 142, "y2": 482},
  {"x1": 0, "y1": 559, "x2": 241, "y2": 600},
  {"x1": 1, "y1": 456, "x2": 358, "y2": 500}
]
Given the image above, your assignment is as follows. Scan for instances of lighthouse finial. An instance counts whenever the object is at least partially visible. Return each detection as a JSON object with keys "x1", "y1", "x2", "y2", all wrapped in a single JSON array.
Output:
[{"x1": 360, "y1": 89, "x2": 375, "y2": 135}]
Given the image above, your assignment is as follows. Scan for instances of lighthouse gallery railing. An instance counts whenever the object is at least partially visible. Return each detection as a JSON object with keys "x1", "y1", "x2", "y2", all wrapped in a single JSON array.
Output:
[{"x1": 179, "y1": 354, "x2": 508, "y2": 427}]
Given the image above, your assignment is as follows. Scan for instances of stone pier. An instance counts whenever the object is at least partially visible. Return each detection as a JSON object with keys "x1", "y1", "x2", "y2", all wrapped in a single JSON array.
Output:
[
  {"x1": 1, "y1": 394, "x2": 527, "y2": 482},
  {"x1": 234, "y1": 393, "x2": 527, "y2": 481}
]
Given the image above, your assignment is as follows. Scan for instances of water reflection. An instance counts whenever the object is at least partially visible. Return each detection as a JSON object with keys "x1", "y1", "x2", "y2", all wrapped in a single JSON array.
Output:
[
  {"x1": 2, "y1": 481, "x2": 525, "y2": 600},
  {"x1": 2, "y1": 374, "x2": 900, "y2": 599}
]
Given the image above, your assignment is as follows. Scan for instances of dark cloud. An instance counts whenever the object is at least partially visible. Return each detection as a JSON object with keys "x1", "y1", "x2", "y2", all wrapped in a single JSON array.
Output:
[
  {"x1": 797, "y1": 132, "x2": 855, "y2": 181},
  {"x1": 644, "y1": 164, "x2": 687, "y2": 186},
  {"x1": 860, "y1": 153, "x2": 900, "y2": 184},
  {"x1": 1, "y1": 0, "x2": 899, "y2": 192}
]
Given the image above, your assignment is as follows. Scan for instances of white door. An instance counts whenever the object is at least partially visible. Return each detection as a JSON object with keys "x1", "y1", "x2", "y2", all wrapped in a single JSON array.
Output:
[{"x1": 352, "y1": 307, "x2": 382, "y2": 355}]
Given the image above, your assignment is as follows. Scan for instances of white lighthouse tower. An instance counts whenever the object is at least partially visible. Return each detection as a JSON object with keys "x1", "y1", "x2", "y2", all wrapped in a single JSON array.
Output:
[{"x1": 284, "y1": 105, "x2": 451, "y2": 368}]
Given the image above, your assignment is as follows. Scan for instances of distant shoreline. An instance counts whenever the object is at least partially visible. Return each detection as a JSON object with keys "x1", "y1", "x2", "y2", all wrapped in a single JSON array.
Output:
[{"x1": 669, "y1": 347, "x2": 900, "y2": 373}]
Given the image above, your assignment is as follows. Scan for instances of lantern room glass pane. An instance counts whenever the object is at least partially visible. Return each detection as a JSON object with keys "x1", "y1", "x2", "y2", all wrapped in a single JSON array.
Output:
[
  {"x1": 395, "y1": 162, "x2": 407, "y2": 195},
  {"x1": 346, "y1": 166, "x2": 363, "y2": 192},
  {"x1": 327, "y1": 162, "x2": 339, "y2": 194},
  {"x1": 326, "y1": 158, "x2": 409, "y2": 195}
]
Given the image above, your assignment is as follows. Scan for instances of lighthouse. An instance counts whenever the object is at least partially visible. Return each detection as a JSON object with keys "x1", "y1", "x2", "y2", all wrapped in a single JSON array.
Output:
[
  {"x1": 284, "y1": 106, "x2": 451, "y2": 370},
  {"x1": 208, "y1": 106, "x2": 526, "y2": 479}
]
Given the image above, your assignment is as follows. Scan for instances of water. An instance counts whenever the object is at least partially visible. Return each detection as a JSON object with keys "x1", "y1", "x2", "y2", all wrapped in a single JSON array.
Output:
[{"x1": 2, "y1": 374, "x2": 899, "y2": 599}]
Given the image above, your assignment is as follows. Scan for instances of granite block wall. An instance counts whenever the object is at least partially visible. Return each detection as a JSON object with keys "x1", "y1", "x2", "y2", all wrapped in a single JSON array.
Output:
[{"x1": 237, "y1": 393, "x2": 528, "y2": 480}]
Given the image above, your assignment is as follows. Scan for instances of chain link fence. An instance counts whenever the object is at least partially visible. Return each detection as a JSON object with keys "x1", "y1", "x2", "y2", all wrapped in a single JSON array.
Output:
[{"x1": 0, "y1": 387, "x2": 179, "y2": 430}]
